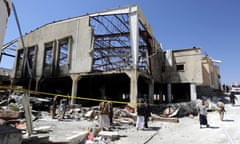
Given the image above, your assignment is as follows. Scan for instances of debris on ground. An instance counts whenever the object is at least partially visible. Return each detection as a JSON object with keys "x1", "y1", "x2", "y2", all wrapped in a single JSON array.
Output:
[
  {"x1": 151, "y1": 113, "x2": 179, "y2": 123},
  {"x1": 0, "y1": 91, "x2": 229, "y2": 144}
]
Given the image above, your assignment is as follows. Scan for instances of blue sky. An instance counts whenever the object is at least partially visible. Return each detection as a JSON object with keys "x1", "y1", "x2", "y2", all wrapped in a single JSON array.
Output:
[{"x1": 2, "y1": 0, "x2": 240, "y2": 85}]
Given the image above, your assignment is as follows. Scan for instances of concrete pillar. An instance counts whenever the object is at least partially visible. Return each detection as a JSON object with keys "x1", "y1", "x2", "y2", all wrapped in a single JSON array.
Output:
[
  {"x1": 70, "y1": 74, "x2": 80, "y2": 104},
  {"x1": 190, "y1": 83, "x2": 197, "y2": 101},
  {"x1": 129, "y1": 10, "x2": 139, "y2": 69},
  {"x1": 126, "y1": 71, "x2": 139, "y2": 106},
  {"x1": 35, "y1": 77, "x2": 41, "y2": 92},
  {"x1": 148, "y1": 80, "x2": 154, "y2": 104},
  {"x1": 167, "y1": 83, "x2": 172, "y2": 103}
]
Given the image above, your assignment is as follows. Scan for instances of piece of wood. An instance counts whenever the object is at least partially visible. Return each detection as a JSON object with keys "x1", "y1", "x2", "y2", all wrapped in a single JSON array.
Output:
[{"x1": 151, "y1": 113, "x2": 179, "y2": 123}]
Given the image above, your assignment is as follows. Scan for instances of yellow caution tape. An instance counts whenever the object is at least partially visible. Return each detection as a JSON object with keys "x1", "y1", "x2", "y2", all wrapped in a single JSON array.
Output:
[{"x1": 0, "y1": 85, "x2": 160, "y2": 106}]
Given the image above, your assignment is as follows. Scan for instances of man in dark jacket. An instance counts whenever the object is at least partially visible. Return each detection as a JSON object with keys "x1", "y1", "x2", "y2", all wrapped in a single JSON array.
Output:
[{"x1": 144, "y1": 100, "x2": 151, "y2": 128}]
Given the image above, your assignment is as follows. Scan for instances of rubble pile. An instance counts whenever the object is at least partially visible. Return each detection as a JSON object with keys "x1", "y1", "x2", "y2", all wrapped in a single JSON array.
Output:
[{"x1": 0, "y1": 91, "x2": 227, "y2": 144}]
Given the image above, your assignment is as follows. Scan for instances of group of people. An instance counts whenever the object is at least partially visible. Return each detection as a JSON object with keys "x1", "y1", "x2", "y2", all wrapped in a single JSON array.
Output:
[
  {"x1": 135, "y1": 99, "x2": 151, "y2": 130},
  {"x1": 198, "y1": 99, "x2": 227, "y2": 128},
  {"x1": 98, "y1": 97, "x2": 151, "y2": 131},
  {"x1": 52, "y1": 95, "x2": 234, "y2": 131}
]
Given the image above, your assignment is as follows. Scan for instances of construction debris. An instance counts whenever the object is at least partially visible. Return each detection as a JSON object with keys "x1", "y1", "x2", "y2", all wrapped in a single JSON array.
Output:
[
  {"x1": 1, "y1": 90, "x2": 229, "y2": 144},
  {"x1": 151, "y1": 113, "x2": 179, "y2": 123},
  {"x1": 0, "y1": 109, "x2": 20, "y2": 120}
]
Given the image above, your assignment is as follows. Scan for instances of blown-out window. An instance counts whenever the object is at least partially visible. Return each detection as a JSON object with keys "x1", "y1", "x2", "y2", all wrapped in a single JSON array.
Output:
[
  {"x1": 15, "y1": 49, "x2": 24, "y2": 77},
  {"x1": 176, "y1": 64, "x2": 184, "y2": 71},
  {"x1": 27, "y1": 46, "x2": 37, "y2": 76},
  {"x1": 44, "y1": 42, "x2": 54, "y2": 66},
  {"x1": 43, "y1": 42, "x2": 55, "y2": 76},
  {"x1": 58, "y1": 39, "x2": 69, "y2": 67},
  {"x1": 28, "y1": 46, "x2": 36, "y2": 69}
]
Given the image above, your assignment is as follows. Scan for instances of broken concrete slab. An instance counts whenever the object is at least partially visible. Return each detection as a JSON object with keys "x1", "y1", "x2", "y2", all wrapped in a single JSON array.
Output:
[
  {"x1": 97, "y1": 131, "x2": 119, "y2": 142},
  {"x1": 49, "y1": 131, "x2": 88, "y2": 144}
]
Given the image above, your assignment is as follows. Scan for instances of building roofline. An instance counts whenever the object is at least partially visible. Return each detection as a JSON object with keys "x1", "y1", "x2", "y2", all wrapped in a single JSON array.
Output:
[
  {"x1": 23, "y1": 4, "x2": 154, "y2": 37},
  {"x1": 170, "y1": 47, "x2": 201, "y2": 53}
]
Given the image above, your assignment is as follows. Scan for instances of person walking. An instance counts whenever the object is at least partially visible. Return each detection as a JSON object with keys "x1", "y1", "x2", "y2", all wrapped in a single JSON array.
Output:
[
  {"x1": 216, "y1": 99, "x2": 225, "y2": 121},
  {"x1": 229, "y1": 92, "x2": 236, "y2": 106},
  {"x1": 144, "y1": 100, "x2": 151, "y2": 128},
  {"x1": 99, "y1": 97, "x2": 110, "y2": 131},
  {"x1": 198, "y1": 100, "x2": 210, "y2": 128},
  {"x1": 136, "y1": 98, "x2": 145, "y2": 130}
]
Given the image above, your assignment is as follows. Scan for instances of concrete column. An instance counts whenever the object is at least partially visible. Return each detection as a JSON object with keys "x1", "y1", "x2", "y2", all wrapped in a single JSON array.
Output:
[
  {"x1": 129, "y1": 10, "x2": 139, "y2": 69},
  {"x1": 70, "y1": 74, "x2": 80, "y2": 104},
  {"x1": 190, "y1": 83, "x2": 197, "y2": 101},
  {"x1": 148, "y1": 80, "x2": 154, "y2": 104},
  {"x1": 167, "y1": 83, "x2": 172, "y2": 103},
  {"x1": 126, "y1": 71, "x2": 139, "y2": 106},
  {"x1": 35, "y1": 77, "x2": 41, "y2": 92}
]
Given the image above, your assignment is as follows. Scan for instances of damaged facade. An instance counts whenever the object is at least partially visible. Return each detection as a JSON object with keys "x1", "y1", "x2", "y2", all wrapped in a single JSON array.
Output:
[
  {"x1": 11, "y1": 5, "x2": 163, "y2": 105},
  {"x1": 4, "y1": 5, "x2": 221, "y2": 106},
  {"x1": 161, "y1": 48, "x2": 221, "y2": 103}
]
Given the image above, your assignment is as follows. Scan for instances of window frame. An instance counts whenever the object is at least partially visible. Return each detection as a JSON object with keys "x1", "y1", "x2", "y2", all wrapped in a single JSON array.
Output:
[{"x1": 176, "y1": 63, "x2": 185, "y2": 72}]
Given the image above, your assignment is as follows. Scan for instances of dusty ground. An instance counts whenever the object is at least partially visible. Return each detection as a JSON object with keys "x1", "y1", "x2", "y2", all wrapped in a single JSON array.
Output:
[
  {"x1": 28, "y1": 97, "x2": 240, "y2": 144},
  {"x1": 134, "y1": 103, "x2": 240, "y2": 144}
]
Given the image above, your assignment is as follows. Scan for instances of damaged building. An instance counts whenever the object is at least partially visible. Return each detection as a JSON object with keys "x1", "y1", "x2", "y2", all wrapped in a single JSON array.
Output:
[
  {"x1": 10, "y1": 5, "x2": 163, "y2": 106},
  {"x1": 2, "y1": 5, "x2": 221, "y2": 106},
  {"x1": 160, "y1": 48, "x2": 221, "y2": 103}
]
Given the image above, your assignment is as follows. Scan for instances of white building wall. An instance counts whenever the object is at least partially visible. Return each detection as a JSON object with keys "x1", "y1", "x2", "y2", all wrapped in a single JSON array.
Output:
[
  {"x1": 202, "y1": 57, "x2": 220, "y2": 89},
  {"x1": 16, "y1": 16, "x2": 93, "y2": 77},
  {"x1": 171, "y1": 48, "x2": 203, "y2": 84}
]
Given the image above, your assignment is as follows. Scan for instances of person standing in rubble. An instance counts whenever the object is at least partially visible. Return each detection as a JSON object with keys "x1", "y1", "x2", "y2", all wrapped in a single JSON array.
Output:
[
  {"x1": 229, "y1": 92, "x2": 236, "y2": 106},
  {"x1": 136, "y1": 98, "x2": 145, "y2": 130},
  {"x1": 108, "y1": 100, "x2": 113, "y2": 125},
  {"x1": 58, "y1": 99, "x2": 66, "y2": 121},
  {"x1": 198, "y1": 100, "x2": 210, "y2": 128},
  {"x1": 51, "y1": 96, "x2": 58, "y2": 119},
  {"x1": 144, "y1": 99, "x2": 151, "y2": 128},
  {"x1": 99, "y1": 97, "x2": 110, "y2": 131}
]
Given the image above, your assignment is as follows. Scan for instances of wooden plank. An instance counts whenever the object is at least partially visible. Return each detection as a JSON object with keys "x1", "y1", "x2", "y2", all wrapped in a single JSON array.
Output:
[{"x1": 151, "y1": 113, "x2": 179, "y2": 123}]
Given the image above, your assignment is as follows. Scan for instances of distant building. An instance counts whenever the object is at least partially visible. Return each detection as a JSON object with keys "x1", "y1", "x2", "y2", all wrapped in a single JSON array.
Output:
[{"x1": 160, "y1": 47, "x2": 221, "y2": 103}]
